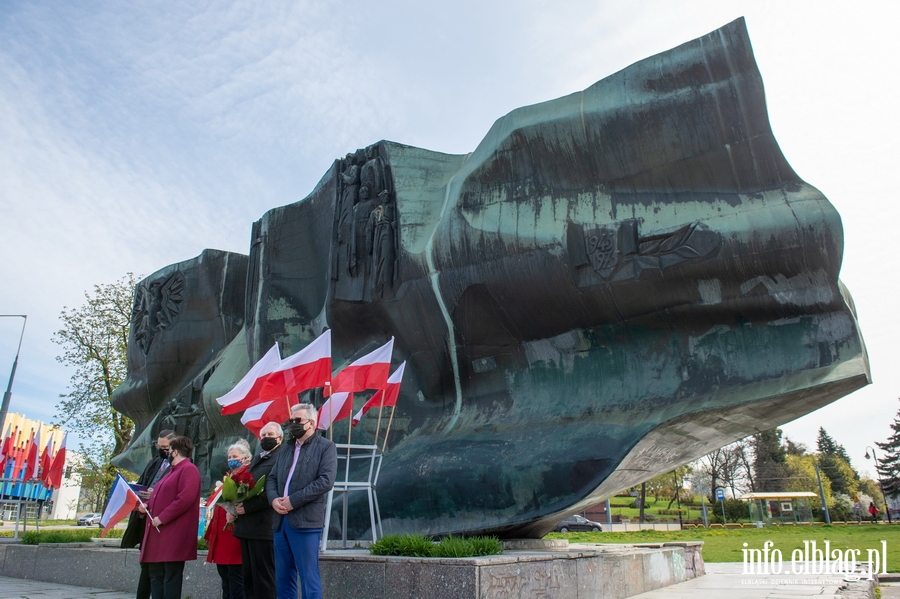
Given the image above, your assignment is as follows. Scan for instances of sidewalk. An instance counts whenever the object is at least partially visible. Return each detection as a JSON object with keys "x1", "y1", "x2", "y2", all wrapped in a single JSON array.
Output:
[
  {"x1": 0, "y1": 576, "x2": 133, "y2": 599},
  {"x1": 0, "y1": 564, "x2": 887, "y2": 598},
  {"x1": 629, "y1": 562, "x2": 877, "y2": 599}
]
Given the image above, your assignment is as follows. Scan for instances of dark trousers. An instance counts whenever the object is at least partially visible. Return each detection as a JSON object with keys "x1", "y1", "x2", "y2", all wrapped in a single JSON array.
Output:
[
  {"x1": 148, "y1": 561, "x2": 185, "y2": 599},
  {"x1": 273, "y1": 522, "x2": 322, "y2": 599},
  {"x1": 240, "y1": 538, "x2": 277, "y2": 599},
  {"x1": 216, "y1": 563, "x2": 243, "y2": 599},
  {"x1": 136, "y1": 562, "x2": 151, "y2": 599}
]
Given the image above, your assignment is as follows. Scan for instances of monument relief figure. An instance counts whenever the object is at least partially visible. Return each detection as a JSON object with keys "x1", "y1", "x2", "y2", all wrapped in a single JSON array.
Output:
[
  {"x1": 112, "y1": 19, "x2": 869, "y2": 539},
  {"x1": 367, "y1": 192, "x2": 398, "y2": 298}
]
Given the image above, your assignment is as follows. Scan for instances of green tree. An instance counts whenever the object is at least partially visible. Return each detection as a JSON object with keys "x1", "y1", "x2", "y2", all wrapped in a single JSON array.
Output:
[
  {"x1": 785, "y1": 453, "x2": 831, "y2": 511},
  {"x1": 816, "y1": 427, "x2": 841, "y2": 456},
  {"x1": 753, "y1": 428, "x2": 788, "y2": 492},
  {"x1": 53, "y1": 274, "x2": 139, "y2": 508},
  {"x1": 818, "y1": 454, "x2": 859, "y2": 497},
  {"x1": 858, "y1": 478, "x2": 884, "y2": 511},
  {"x1": 875, "y1": 399, "x2": 900, "y2": 498}
]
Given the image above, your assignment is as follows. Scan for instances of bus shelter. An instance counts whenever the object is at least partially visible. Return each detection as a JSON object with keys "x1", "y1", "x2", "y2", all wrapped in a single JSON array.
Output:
[{"x1": 740, "y1": 492, "x2": 817, "y2": 525}]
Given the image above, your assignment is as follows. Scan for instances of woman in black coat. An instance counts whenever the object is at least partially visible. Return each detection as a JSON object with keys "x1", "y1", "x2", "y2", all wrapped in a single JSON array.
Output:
[{"x1": 232, "y1": 422, "x2": 284, "y2": 599}]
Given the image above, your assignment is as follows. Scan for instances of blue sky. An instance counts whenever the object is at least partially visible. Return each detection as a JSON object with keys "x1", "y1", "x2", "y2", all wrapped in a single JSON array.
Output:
[{"x1": 1, "y1": 0, "x2": 898, "y2": 473}]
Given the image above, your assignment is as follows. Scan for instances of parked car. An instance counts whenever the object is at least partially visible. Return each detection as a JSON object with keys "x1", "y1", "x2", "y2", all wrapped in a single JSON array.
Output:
[
  {"x1": 77, "y1": 513, "x2": 102, "y2": 526},
  {"x1": 554, "y1": 515, "x2": 603, "y2": 533}
]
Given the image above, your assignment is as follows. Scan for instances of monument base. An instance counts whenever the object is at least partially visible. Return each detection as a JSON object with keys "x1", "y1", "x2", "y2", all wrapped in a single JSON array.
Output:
[{"x1": 0, "y1": 540, "x2": 704, "y2": 599}]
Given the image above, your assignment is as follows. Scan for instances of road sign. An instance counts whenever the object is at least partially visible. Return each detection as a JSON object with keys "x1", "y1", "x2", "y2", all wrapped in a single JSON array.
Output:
[{"x1": 715, "y1": 488, "x2": 725, "y2": 500}]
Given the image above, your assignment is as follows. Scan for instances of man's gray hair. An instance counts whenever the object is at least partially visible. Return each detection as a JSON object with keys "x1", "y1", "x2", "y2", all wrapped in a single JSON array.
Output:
[
  {"x1": 291, "y1": 402, "x2": 318, "y2": 423},
  {"x1": 260, "y1": 421, "x2": 284, "y2": 437}
]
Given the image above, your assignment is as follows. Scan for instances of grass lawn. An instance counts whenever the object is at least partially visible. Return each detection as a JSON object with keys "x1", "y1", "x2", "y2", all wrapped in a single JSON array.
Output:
[
  {"x1": 548, "y1": 525, "x2": 900, "y2": 569},
  {"x1": 605, "y1": 497, "x2": 705, "y2": 523}
]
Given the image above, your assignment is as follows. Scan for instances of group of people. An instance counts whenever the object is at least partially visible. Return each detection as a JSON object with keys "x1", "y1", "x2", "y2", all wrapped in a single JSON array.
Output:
[{"x1": 122, "y1": 403, "x2": 338, "y2": 599}]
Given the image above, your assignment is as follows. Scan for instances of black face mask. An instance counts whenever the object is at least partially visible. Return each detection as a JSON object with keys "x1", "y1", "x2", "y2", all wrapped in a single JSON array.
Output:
[
  {"x1": 166, "y1": 451, "x2": 176, "y2": 464},
  {"x1": 260, "y1": 437, "x2": 278, "y2": 451},
  {"x1": 158, "y1": 448, "x2": 169, "y2": 460},
  {"x1": 290, "y1": 423, "x2": 307, "y2": 439}
]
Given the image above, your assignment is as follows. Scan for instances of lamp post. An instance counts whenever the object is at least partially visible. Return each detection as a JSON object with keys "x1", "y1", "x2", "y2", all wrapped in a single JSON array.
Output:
[
  {"x1": 0, "y1": 314, "x2": 27, "y2": 435},
  {"x1": 865, "y1": 445, "x2": 892, "y2": 524}
]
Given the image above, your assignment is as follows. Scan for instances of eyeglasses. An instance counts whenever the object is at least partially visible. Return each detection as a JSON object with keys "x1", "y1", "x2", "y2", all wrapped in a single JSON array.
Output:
[{"x1": 287, "y1": 418, "x2": 311, "y2": 425}]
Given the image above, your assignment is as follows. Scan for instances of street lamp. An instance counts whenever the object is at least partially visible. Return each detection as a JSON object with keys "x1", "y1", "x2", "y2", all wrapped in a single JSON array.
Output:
[
  {"x1": 0, "y1": 314, "x2": 27, "y2": 435},
  {"x1": 865, "y1": 446, "x2": 892, "y2": 524}
]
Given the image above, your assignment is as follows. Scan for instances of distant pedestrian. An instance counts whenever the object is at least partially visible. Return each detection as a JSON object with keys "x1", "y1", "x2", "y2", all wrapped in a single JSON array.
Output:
[
  {"x1": 869, "y1": 501, "x2": 878, "y2": 523},
  {"x1": 852, "y1": 498, "x2": 862, "y2": 522}
]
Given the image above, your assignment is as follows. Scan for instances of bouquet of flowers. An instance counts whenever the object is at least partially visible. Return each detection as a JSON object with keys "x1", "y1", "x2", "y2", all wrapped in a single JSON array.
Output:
[{"x1": 218, "y1": 467, "x2": 266, "y2": 519}]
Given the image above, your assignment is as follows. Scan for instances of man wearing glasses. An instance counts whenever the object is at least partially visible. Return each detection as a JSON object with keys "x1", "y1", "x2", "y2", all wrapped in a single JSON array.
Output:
[{"x1": 265, "y1": 403, "x2": 336, "y2": 599}]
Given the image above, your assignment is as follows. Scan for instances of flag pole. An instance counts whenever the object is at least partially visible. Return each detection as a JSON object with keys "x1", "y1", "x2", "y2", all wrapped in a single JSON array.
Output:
[
  {"x1": 328, "y1": 386, "x2": 334, "y2": 441},
  {"x1": 381, "y1": 405, "x2": 397, "y2": 453},
  {"x1": 373, "y1": 394, "x2": 386, "y2": 447},
  {"x1": 346, "y1": 394, "x2": 353, "y2": 447}
]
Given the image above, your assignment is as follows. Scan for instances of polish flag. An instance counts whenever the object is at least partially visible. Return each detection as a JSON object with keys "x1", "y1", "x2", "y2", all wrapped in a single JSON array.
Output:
[
  {"x1": 0, "y1": 425, "x2": 12, "y2": 473},
  {"x1": 330, "y1": 337, "x2": 394, "y2": 394},
  {"x1": 39, "y1": 435, "x2": 53, "y2": 484},
  {"x1": 352, "y1": 361, "x2": 406, "y2": 426},
  {"x1": 240, "y1": 400, "x2": 291, "y2": 438},
  {"x1": 13, "y1": 442, "x2": 27, "y2": 479},
  {"x1": 206, "y1": 482, "x2": 224, "y2": 510},
  {"x1": 258, "y1": 331, "x2": 332, "y2": 400},
  {"x1": 217, "y1": 344, "x2": 282, "y2": 415},
  {"x1": 45, "y1": 433, "x2": 68, "y2": 489},
  {"x1": 100, "y1": 473, "x2": 142, "y2": 537},
  {"x1": 23, "y1": 427, "x2": 41, "y2": 480},
  {"x1": 316, "y1": 392, "x2": 353, "y2": 430}
]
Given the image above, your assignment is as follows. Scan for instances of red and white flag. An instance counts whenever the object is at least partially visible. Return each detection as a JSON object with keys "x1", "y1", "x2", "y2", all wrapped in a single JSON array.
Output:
[
  {"x1": 316, "y1": 392, "x2": 353, "y2": 430},
  {"x1": 240, "y1": 400, "x2": 291, "y2": 438},
  {"x1": 330, "y1": 337, "x2": 394, "y2": 394},
  {"x1": 258, "y1": 331, "x2": 332, "y2": 401},
  {"x1": 100, "y1": 473, "x2": 142, "y2": 537},
  {"x1": 353, "y1": 361, "x2": 406, "y2": 426},
  {"x1": 23, "y1": 427, "x2": 41, "y2": 480},
  {"x1": 39, "y1": 435, "x2": 53, "y2": 485},
  {"x1": 206, "y1": 483, "x2": 224, "y2": 510},
  {"x1": 13, "y1": 440, "x2": 26, "y2": 478},
  {"x1": 45, "y1": 432, "x2": 68, "y2": 489},
  {"x1": 217, "y1": 344, "x2": 282, "y2": 415},
  {"x1": 0, "y1": 424, "x2": 12, "y2": 473}
]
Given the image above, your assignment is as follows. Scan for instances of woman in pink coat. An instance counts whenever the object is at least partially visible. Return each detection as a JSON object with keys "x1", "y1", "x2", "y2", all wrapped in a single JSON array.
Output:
[{"x1": 139, "y1": 435, "x2": 201, "y2": 599}]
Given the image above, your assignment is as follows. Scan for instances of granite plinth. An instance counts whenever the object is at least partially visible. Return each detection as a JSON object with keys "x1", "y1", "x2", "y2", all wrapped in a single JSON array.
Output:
[{"x1": 0, "y1": 541, "x2": 704, "y2": 599}]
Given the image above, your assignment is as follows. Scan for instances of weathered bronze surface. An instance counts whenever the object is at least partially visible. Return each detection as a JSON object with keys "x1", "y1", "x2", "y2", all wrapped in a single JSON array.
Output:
[{"x1": 111, "y1": 18, "x2": 869, "y2": 538}]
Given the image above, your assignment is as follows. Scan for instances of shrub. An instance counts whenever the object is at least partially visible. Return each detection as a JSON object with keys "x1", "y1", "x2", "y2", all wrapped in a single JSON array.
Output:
[
  {"x1": 370, "y1": 534, "x2": 435, "y2": 557},
  {"x1": 369, "y1": 534, "x2": 503, "y2": 557},
  {"x1": 469, "y1": 536, "x2": 503, "y2": 556},
  {"x1": 16, "y1": 528, "x2": 124, "y2": 544},
  {"x1": 431, "y1": 535, "x2": 473, "y2": 557},
  {"x1": 711, "y1": 499, "x2": 747, "y2": 523}
]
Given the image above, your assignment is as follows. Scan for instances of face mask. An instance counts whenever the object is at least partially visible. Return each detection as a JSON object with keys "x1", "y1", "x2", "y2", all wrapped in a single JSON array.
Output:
[
  {"x1": 167, "y1": 451, "x2": 176, "y2": 464},
  {"x1": 290, "y1": 423, "x2": 307, "y2": 439},
  {"x1": 158, "y1": 448, "x2": 169, "y2": 460},
  {"x1": 260, "y1": 437, "x2": 278, "y2": 451},
  {"x1": 227, "y1": 459, "x2": 243, "y2": 470}
]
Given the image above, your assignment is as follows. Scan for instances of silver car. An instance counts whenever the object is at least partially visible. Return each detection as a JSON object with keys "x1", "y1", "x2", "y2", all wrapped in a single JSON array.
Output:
[{"x1": 77, "y1": 513, "x2": 102, "y2": 526}]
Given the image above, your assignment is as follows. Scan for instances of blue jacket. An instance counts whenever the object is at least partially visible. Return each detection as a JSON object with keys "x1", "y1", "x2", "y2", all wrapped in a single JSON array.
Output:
[{"x1": 265, "y1": 433, "x2": 337, "y2": 529}]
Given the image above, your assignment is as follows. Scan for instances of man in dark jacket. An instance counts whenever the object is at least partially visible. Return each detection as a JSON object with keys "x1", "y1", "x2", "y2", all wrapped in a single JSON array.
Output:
[
  {"x1": 233, "y1": 421, "x2": 284, "y2": 599},
  {"x1": 121, "y1": 429, "x2": 174, "y2": 599},
  {"x1": 265, "y1": 404, "x2": 337, "y2": 599}
]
